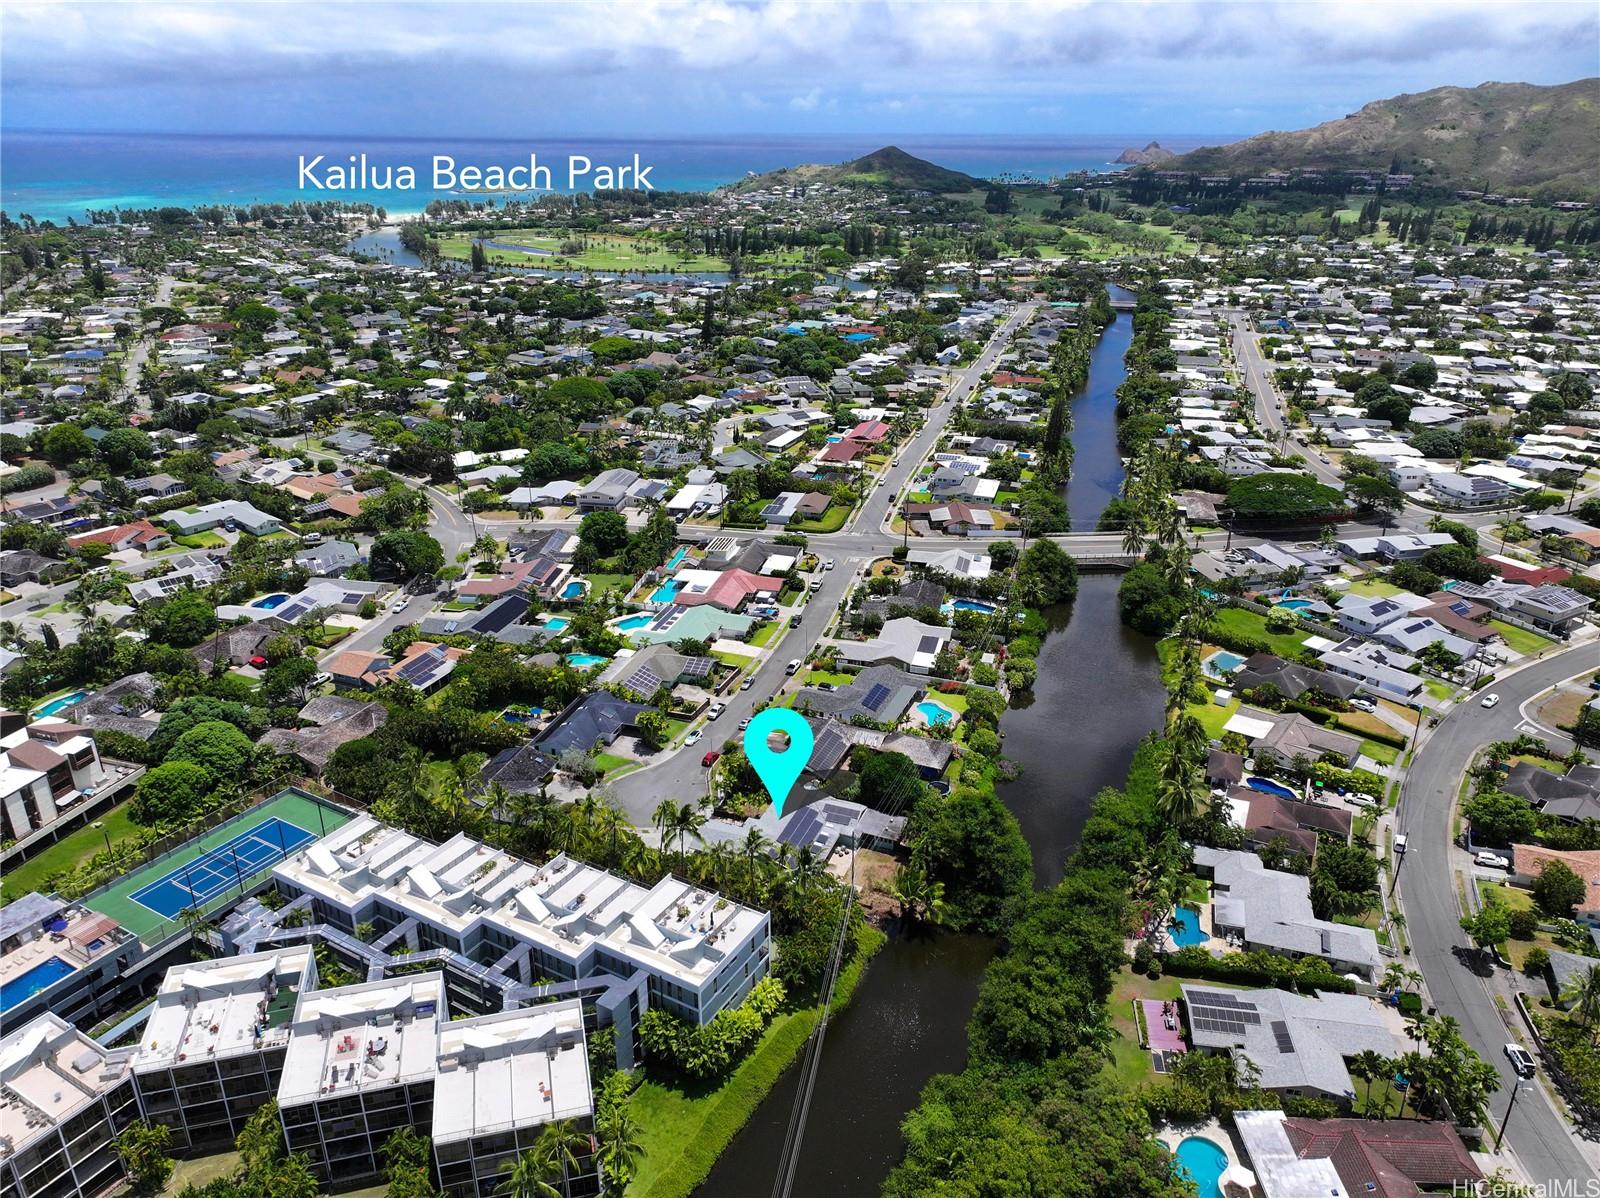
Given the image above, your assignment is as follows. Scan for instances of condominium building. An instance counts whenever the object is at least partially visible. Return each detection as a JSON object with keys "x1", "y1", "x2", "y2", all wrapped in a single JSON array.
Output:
[
  {"x1": 0, "y1": 1013, "x2": 139, "y2": 1198},
  {"x1": 271, "y1": 816, "x2": 771, "y2": 1026},
  {"x1": 128, "y1": 947, "x2": 315, "y2": 1151},
  {"x1": 0, "y1": 723, "x2": 107, "y2": 842}
]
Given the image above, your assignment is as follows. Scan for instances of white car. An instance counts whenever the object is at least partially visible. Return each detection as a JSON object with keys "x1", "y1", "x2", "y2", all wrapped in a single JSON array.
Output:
[
  {"x1": 1349, "y1": 697, "x2": 1376, "y2": 713},
  {"x1": 1475, "y1": 850, "x2": 1511, "y2": 870},
  {"x1": 707, "y1": 703, "x2": 726, "y2": 721},
  {"x1": 824, "y1": 558, "x2": 835, "y2": 571},
  {"x1": 1480, "y1": 693, "x2": 1500, "y2": 709},
  {"x1": 394, "y1": 598, "x2": 410, "y2": 612},
  {"x1": 1504, "y1": 1043, "x2": 1536, "y2": 1078},
  {"x1": 684, "y1": 728, "x2": 703, "y2": 747}
]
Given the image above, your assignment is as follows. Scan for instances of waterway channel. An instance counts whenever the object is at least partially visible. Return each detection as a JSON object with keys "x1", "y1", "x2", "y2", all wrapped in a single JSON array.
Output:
[{"x1": 694, "y1": 289, "x2": 1165, "y2": 1198}]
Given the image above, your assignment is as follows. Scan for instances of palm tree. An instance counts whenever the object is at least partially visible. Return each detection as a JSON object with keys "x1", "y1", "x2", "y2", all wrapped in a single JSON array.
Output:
[
  {"x1": 651, "y1": 798, "x2": 677, "y2": 862},
  {"x1": 1560, "y1": 963, "x2": 1600, "y2": 1038},
  {"x1": 667, "y1": 802, "x2": 705, "y2": 874},
  {"x1": 789, "y1": 844, "x2": 827, "y2": 893},
  {"x1": 741, "y1": 827, "x2": 770, "y2": 896},
  {"x1": 596, "y1": 1102, "x2": 644, "y2": 1196},
  {"x1": 534, "y1": 1120, "x2": 591, "y2": 1194},
  {"x1": 1350, "y1": 1049, "x2": 1387, "y2": 1118},
  {"x1": 497, "y1": 1148, "x2": 559, "y2": 1198},
  {"x1": 889, "y1": 865, "x2": 946, "y2": 925}
]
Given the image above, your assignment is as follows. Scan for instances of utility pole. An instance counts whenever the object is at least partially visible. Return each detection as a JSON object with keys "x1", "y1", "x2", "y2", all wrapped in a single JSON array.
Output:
[{"x1": 1494, "y1": 1080, "x2": 1530, "y2": 1152}]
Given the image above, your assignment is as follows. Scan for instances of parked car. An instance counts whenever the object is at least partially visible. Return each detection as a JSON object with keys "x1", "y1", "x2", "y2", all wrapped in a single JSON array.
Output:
[
  {"x1": 786, "y1": 659, "x2": 803, "y2": 675},
  {"x1": 394, "y1": 598, "x2": 410, "y2": 612},
  {"x1": 248, "y1": 654, "x2": 268, "y2": 668},
  {"x1": 1504, "y1": 1043, "x2": 1536, "y2": 1078},
  {"x1": 1394, "y1": 833, "x2": 1408, "y2": 855},
  {"x1": 824, "y1": 558, "x2": 835, "y2": 571},
  {"x1": 311, "y1": 672, "x2": 332, "y2": 688},
  {"x1": 1480, "y1": 693, "x2": 1500, "y2": 709},
  {"x1": 1349, "y1": 697, "x2": 1376, "y2": 713},
  {"x1": 808, "y1": 579, "x2": 822, "y2": 592},
  {"x1": 738, "y1": 717, "x2": 751, "y2": 731},
  {"x1": 789, "y1": 613, "x2": 802, "y2": 628},
  {"x1": 707, "y1": 702, "x2": 726, "y2": 720},
  {"x1": 701, "y1": 750, "x2": 720, "y2": 768},
  {"x1": 1475, "y1": 850, "x2": 1511, "y2": 870},
  {"x1": 740, "y1": 677, "x2": 754, "y2": 691},
  {"x1": 301, "y1": 532, "x2": 322, "y2": 545},
  {"x1": 685, "y1": 728, "x2": 702, "y2": 746}
]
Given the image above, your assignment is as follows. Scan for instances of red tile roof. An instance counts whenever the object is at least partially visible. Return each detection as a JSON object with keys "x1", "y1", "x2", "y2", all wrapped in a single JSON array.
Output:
[
  {"x1": 676, "y1": 568, "x2": 783, "y2": 611},
  {"x1": 1281, "y1": 1117, "x2": 1481, "y2": 1198}
]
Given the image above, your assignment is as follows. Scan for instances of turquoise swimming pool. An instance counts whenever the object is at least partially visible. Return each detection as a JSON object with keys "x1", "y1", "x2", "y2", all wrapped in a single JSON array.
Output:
[
  {"x1": 1275, "y1": 597, "x2": 1314, "y2": 612},
  {"x1": 650, "y1": 580, "x2": 681, "y2": 604},
  {"x1": 33, "y1": 691, "x2": 87, "y2": 719},
  {"x1": 1169, "y1": 906, "x2": 1208, "y2": 947},
  {"x1": 1203, "y1": 650, "x2": 1244, "y2": 678},
  {"x1": 616, "y1": 614, "x2": 653, "y2": 631},
  {"x1": 665, "y1": 547, "x2": 688, "y2": 570},
  {"x1": 916, "y1": 700, "x2": 956, "y2": 726},
  {"x1": 540, "y1": 616, "x2": 570, "y2": 631},
  {"x1": 560, "y1": 581, "x2": 586, "y2": 600},
  {"x1": 251, "y1": 592, "x2": 291, "y2": 610},
  {"x1": 1174, "y1": 1136, "x2": 1227, "y2": 1197},
  {"x1": 0, "y1": 956, "x2": 77, "y2": 1013},
  {"x1": 566, "y1": 653, "x2": 608, "y2": 669},
  {"x1": 951, "y1": 599, "x2": 997, "y2": 614}
]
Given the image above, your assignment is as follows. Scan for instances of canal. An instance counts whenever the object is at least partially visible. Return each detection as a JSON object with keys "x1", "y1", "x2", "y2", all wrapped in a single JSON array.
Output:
[
  {"x1": 1062, "y1": 283, "x2": 1136, "y2": 532},
  {"x1": 694, "y1": 289, "x2": 1164, "y2": 1198}
]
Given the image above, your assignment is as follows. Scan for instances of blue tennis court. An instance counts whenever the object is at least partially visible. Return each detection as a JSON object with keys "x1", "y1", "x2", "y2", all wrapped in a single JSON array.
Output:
[{"x1": 128, "y1": 816, "x2": 316, "y2": 919}]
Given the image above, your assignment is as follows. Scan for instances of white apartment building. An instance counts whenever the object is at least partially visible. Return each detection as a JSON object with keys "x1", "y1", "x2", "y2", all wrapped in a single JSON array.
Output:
[
  {"x1": 271, "y1": 816, "x2": 771, "y2": 1026},
  {"x1": 0, "y1": 724, "x2": 106, "y2": 842},
  {"x1": 0, "y1": 1013, "x2": 139, "y2": 1198}
]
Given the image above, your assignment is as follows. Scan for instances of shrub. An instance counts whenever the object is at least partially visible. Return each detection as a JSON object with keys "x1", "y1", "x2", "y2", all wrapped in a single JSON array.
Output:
[
  {"x1": 1522, "y1": 947, "x2": 1551, "y2": 977},
  {"x1": 1508, "y1": 908, "x2": 1539, "y2": 941},
  {"x1": 640, "y1": 976, "x2": 786, "y2": 1080},
  {"x1": 1164, "y1": 945, "x2": 1357, "y2": 993}
]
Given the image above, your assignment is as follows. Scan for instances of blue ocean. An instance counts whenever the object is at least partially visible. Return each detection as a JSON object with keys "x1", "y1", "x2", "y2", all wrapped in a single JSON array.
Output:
[{"x1": 1, "y1": 131, "x2": 1226, "y2": 223}]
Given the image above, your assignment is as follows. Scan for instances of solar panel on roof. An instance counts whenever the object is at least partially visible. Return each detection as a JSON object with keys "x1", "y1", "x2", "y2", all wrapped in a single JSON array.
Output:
[
  {"x1": 681, "y1": 657, "x2": 713, "y2": 678},
  {"x1": 1270, "y1": 1020, "x2": 1296, "y2": 1054},
  {"x1": 917, "y1": 635, "x2": 941, "y2": 653},
  {"x1": 862, "y1": 683, "x2": 892, "y2": 712},
  {"x1": 778, "y1": 808, "x2": 821, "y2": 848},
  {"x1": 627, "y1": 667, "x2": 663, "y2": 694}
]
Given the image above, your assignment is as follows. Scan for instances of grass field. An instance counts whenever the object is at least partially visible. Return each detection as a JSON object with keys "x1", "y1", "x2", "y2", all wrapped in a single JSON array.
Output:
[
  {"x1": 83, "y1": 790, "x2": 350, "y2": 939},
  {"x1": 437, "y1": 229, "x2": 728, "y2": 272},
  {"x1": 1488, "y1": 619, "x2": 1553, "y2": 656},
  {"x1": 1211, "y1": 606, "x2": 1311, "y2": 659},
  {"x1": 2, "y1": 799, "x2": 142, "y2": 903}
]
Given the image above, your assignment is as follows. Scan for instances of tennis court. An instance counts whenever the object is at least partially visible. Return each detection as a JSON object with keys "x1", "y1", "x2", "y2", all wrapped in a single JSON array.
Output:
[
  {"x1": 129, "y1": 817, "x2": 316, "y2": 919},
  {"x1": 84, "y1": 789, "x2": 351, "y2": 939}
]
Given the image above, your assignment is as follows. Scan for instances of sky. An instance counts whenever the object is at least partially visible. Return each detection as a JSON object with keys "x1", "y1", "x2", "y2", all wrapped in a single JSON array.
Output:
[{"x1": 2, "y1": 0, "x2": 1596, "y2": 140}]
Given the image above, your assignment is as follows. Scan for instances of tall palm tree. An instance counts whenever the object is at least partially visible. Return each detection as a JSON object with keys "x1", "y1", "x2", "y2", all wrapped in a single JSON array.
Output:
[
  {"x1": 741, "y1": 827, "x2": 770, "y2": 896},
  {"x1": 1350, "y1": 1049, "x2": 1387, "y2": 1118},
  {"x1": 668, "y1": 802, "x2": 705, "y2": 874},
  {"x1": 497, "y1": 1148, "x2": 559, "y2": 1198},
  {"x1": 596, "y1": 1102, "x2": 644, "y2": 1196},
  {"x1": 1561, "y1": 963, "x2": 1600, "y2": 1039},
  {"x1": 535, "y1": 1120, "x2": 592, "y2": 1194},
  {"x1": 1156, "y1": 752, "x2": 1207, "y2": 826}
]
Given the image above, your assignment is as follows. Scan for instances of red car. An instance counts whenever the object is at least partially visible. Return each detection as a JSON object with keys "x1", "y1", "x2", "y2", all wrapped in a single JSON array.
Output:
[
  {"x1": 701, "y1": 751, "x2": 721, "y2": 768},
  {"x1": 248, "y1": 655, "x2": 268, "y2": 667}
]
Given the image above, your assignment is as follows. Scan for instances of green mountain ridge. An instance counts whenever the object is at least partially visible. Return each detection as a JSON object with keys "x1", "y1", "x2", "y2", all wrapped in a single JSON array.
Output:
[
  {"x1": 1168, "y1": 78, "x2": 1600, "y2": 197},
  {"x1": 733, "y1": 145, "x2": 985, "y2": 193}
]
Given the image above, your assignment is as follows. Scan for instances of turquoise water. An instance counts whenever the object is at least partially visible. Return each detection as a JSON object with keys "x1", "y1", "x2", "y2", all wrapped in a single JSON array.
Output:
[
  {"x1": 650, "y1": 580, "x2": 681, "y2": 603},
  {"x1": 1203, "y1": 649, "x2": 1244, "y2": 677},
  {"x1": 1174, "y1": 1137, "x2": 1227, "y2": 1197},
  {"x1": 0, "y1": 956, "x2": 77, "y2": 1012},
  {"x1": 1247, "y1": 775, "x2": 1297, "y2": 799},
  {"x1": 666, "y1": 547, "x2": 689, "y2": 570},
  {"x1": 1169, "y1": 906, "x2": 1208, "y2": 947},
  {"x1": 33, "y1": 691, "x2": 87, "y2": 718},
  {"x1": 617, "y1": 614, "x2": 653, "y2": 631},
  {"x1": 1276, "y1": 597, "x2": 1314, "y2": 612},
  {"x1": 540, "y1": 616, "x2": 570, "y2": 631},
  {"x1": 843, "y1": 332, "x2": 875, "y2": 342},
  {"x1": 560, "y1": 581, "x2": 586, "y2": 600},
  {"x1": 566, "y1": 653, "x2": 608, "y2": 668},
  {"x1": 951, "y1": 599, "x2": 997, "y2": 614},
  {"x1": 252, "y1": 593, "x2": 290, "y2": 610},
  {"x1": 500, "y1": 708, "x2": 543, "y2": 725},
  {"x1": 916, "y1": 700, "x2": 955, "y2": 726}
]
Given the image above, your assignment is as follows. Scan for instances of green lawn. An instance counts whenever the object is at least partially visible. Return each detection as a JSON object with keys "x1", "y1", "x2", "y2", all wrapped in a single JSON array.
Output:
[
  {"x1": 1211, "y1": 607, "x2": 1310, "y2": 658},
  {"x1": 803, "y1": 669, "x2": 853, "y2": 687},
  {"x1": 586, "y1": 574, "x2": 635, "y2": 597},
  {"x1": 1422, "y1": 676, "x2": 1457, "y2": 702},
  {"x1": 437, "y1": 229, "x2": 728, "y2": 272},
  {"x1": 791, "y1": 506, "x2": 849, "y2": 533},
  {"x1": 750, "y1": 622, "x2": 780, "y2": 648},
  {"x1": 1488, "y1": 620, "x2": 1554, "y2": 656},
  {"x1": 1480, "y1": 881, "x2": 1534, "y2": 913},
  {"x1": 595, "y1": 753, "x2": 633, "y2": 775},
  {"x1": 1345, "y1": 578, "x2": 1404, "y2": 599},
  {"x1": 2, "y1": 799, "x2": 142, "y2": 903},
  {"x1": 1188, "y1": 694, "x2": 1241, "y2": 740},
  {"x1": 173, "y1": 531, "x2": 227, "y2": 549}
]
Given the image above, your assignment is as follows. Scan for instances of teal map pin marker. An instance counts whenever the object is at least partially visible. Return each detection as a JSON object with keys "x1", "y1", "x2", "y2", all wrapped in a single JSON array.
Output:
[{"x1": 743, "y1": 709, "x2": 813, "y2": 816}]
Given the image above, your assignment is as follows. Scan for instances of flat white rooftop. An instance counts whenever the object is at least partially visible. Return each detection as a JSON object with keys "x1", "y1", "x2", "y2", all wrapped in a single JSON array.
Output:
[
  {"x1": 432, "y1": 1001, "x2": 591, "y2": 1144},
  {"x1": 279, "y1": 973, "x2": 444, "y2": 1106},
  {"x1": 133, "y1": 946, "x2": 313, "y2": 1073},
  {"x1": 0, "y1": 1012, "x2": 131, "y2": 1159},
  {"x1": 273, "y1": 816, "x2": 767, "y2": 994}
]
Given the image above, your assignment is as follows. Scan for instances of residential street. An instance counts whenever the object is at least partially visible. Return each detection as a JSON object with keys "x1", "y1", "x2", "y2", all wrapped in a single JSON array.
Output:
[{"x1": 1398, "y1": 645, "x2": 1600, "y2": 1188}]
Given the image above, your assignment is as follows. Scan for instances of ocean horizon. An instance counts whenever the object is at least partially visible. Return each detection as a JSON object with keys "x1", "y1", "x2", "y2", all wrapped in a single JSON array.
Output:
[{"x1": 0, "y1": 130, "x2": 1232, "y2": 224}]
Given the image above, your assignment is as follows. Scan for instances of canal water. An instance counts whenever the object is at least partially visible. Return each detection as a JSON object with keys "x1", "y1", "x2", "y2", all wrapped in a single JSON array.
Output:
[
  {"x1": 1061, "y1": 284, "x2": 1136, "y2": 531},
  {"x1": 693, "y1": 291, "x2": 1164, "y2": 1198}
]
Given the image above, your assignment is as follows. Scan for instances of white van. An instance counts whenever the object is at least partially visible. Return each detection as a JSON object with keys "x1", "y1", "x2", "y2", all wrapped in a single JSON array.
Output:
[{"x1": 785, "y1": 659, "x2": 803, "y2": 676}]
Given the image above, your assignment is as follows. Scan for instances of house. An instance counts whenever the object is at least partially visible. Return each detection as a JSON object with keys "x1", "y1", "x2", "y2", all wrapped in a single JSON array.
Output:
[
  {"x1": 804, "y1": 718, "x2": 954, "y2": 778},
  {"x1": 905, "y1": 547, "x2": 992, "y2": 581},
  {"x1": 478, "y1": 743, "x2": 557, "y2": 797},
  {"x1": 127, "y1": 553, "x2": 225, "y2": 603},
  {"x1": 292, "y1": 540, "x2": 362, "y2": 576},
  {"x1": 860, "y1": 579, "x2": 947, "y2": 623},
  {"x1": 1193, "y1": 847, "x2": 1380, "y2": 979},
  {"x1": 1427, "y1": 472, "x2": 1509, "y2": 508},
  {"x1": 66, "y1": 520, "x2": 172, "y2": 554},
  {"x1": 596, "y1": 643, "x2": 715, "y2": 696},
  {"x1": 1447, "y1": 579, "x2": 1593, "y2": 633},
  {"x1": 793, "y1": 665, "x2": 921, "y2": 725},
  {"x1": 574, "y1": 468, "x2": 640, "y2": 511},
  {"x1": 1223, "y1": 706, "x2": 1362, "y2": 768},
  {"x1": 165, "y1": 500, "x2": 281, "y2": 536},
  {"x1": 324, "y1": 649, "x2": 391, "y2": 691},
  {"x1": 257, "y1": 696, "x2": 388, "y2": 775},
  {"x1": 1316, "y1": 639, "x2": 1425, "y2": 700},
  {"x1": 1510, "y1": 844, "x2": 1600, "y2": 925},
  {"x1": 1500, "y1": 761, "x2": 1600, "y2": 824},
  {"x1": 1231, "y1": 654, "x2": 1358, "y2": 703},
  {"x1": 1181, "y1": 985, "x2": 1401, "y2": 1103},
  {"x1": 370, "y1": 642, "x2": 467, "y2": 694},
  {"x1": 536, "y1": 692, "x2": 650, "y2": 757},
  {"x1": 670, "y1": 568, "x2": 784, "y2": 612},
  {"x1": 1232, "y1": 1110, "x2": 1481, "y2": 1198},
  {"x1": 0, "y1": 722, "x2": 108, "y2": 841},
  {"x1": 62, "y1": 673, "x2": 162, "y2": 740},
  {"x1": 1334, "y1": 592, "x2": 1431, "y2": 636},
  {"x1": 128, "y1": 472, "x2": 186, "y2": 498},
  {"x1": 0, "y1": 550, "x2": 71, "y2": 586},
  {"x1": 1226, "y1": 788, "x2": 1354, "y2": 860},
  {"x1": 1205, "y1": 748, "x2": 1245, "y2": 789},
  {"x1": 834, "y1": 618, "x2": 952, "y2": 674},
  {"x1": 190, "y1": 620, "x2": 290, "y2": 670},
  {"x1": 1367, "y1": 616, "x2": 1477, "y2": 661}
]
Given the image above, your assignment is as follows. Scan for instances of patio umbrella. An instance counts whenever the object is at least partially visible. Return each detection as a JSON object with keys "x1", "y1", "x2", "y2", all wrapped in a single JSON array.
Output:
[{"x1": 1218, "y1": 1164, "x2": 1258, "y2": 1197}]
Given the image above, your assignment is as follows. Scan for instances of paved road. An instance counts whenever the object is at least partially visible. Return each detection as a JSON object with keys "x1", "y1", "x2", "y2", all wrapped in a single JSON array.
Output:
[
  {"x1": 1399, "y1": 645, "x2": 1600, "y2": 1188},
  {"x1": 1227, "y1": 310, "x2": 1354, "y2": 492},
  {"x1": 122, "y1": 275, "x2": 177, "y2": 408}
]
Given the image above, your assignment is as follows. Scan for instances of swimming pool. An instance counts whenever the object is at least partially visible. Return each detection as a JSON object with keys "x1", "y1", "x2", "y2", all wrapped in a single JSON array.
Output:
[
  {"x1": 251, "y1": 593, "x2": 291, "y2": 610},
  {"x1": 665, "y1": 547, "x2": 689, "y2": 571},
  {"x1": 33, "y1": 691, "x2": 87, "y2": 719},
  {"x1": 1203, "y1": 650, "x2": 1244, "y2": 678},
  {"x1": 916, "y1": 700, "x2": 956, "y2": 726},
  {"x1": 500, "y1": 707, "x2": 544, "y2": 725},
  {"x1": 560, "y1": 581, "x2": 586, "y2": 600},
  {"x1": 1246, "y1": 775, "x2": 1298, "y2": 800},
  {"x1": 650, "y1": 580, "x2": 682, "y2": 604},
  {"x1": 951, "y1": 599, "x2": 997, "y2": 614},
  {"x1": 616, "y1": 614, "x2": 654, "y2": 631},
  {"x1": 1168, "y1": 906, "x2": 1208, "y2": 947},
  {"x1": 540, "y1": 616, "x2": 570, "y2": 631},
  {"x1": 1275, "y1": 598, "x2": 1314, "y2": 612},
  {"x1": 0, "y1": 956, "x2": 77, "y2": 1013},
  {"x1": 1174, "y1": 1136, "x2": 1228, "y2": 1198},
  {"x1": 843, "y1": 331, "x2": 875, "y2": 342},
  {"x1": 566, "y1": 653, "x2": 609, "y2": 669}
]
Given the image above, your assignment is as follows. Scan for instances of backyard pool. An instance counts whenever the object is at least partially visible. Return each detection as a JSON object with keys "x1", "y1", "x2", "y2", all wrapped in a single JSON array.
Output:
[
  {"x1": 560, "y1": 581, "x2": 587, "y2": 600},
  {"x1": 500, "y1": 707, "x2": 544, "y2": 725},
  {"x1": 665, "y1": 547, "x2": 689, "y2": 571},
  {"x1": 843, "y1": 331, "x2": 876, "y2": 342},
  {"x1": 566, "y1": 653, "x2": 609, "y2": 669},
  {"x1": 32, "y1": 691, "x2": 87, "y2": 719},
  {"x1": 1202, "y1": 650, "x2": 1244, "y2": 678},
  {"x1": 1168, "y1": 906, "x2": 1208, "y2": 947},
  {"x1": 1246, "y1": 775, "x2": 1298, "y2": 800},
  {"x1": 1173, "y1": 1136, "x2": 1228, "y2": 1198},
  {"x1": 915, "y1": 700, "x2": 957, "y2": 727},
  {"x1": 649, "y1": 580, "x2": 682, "y2": 604},
  {"x1": 251, "y1": 593, "x2": 291, "y2": 610},
  {"x1": 0, "y1": 956, "x2": 77, "y2": 1013},
  {"x1": 1275, "y1": 597, "x2": 1315, "y2": 612},
  {"x1": 616, "y1": 614, "x2": 654, "y2": 631},
  {"x1": 539, "y1": 616, "x2": 570, "y2": 631},
  {"x1": 950, "y1": 599, "x2": 997, "y2": 614}
]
